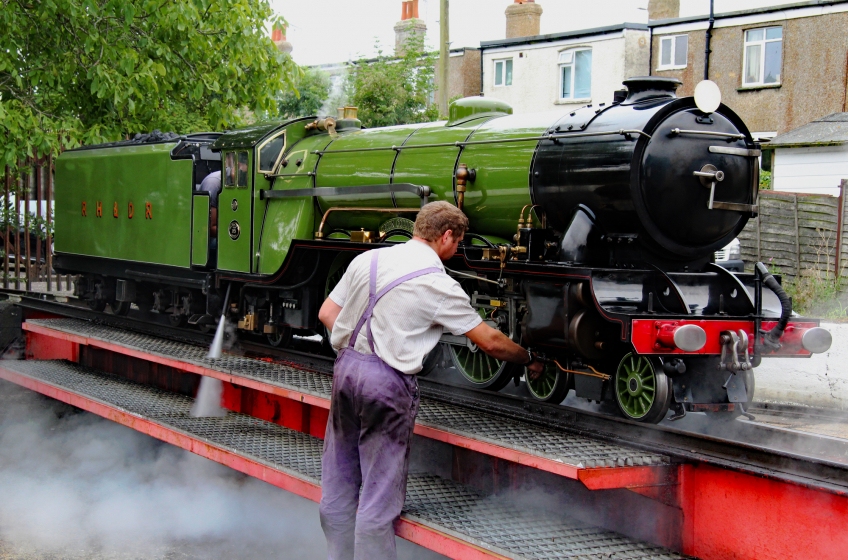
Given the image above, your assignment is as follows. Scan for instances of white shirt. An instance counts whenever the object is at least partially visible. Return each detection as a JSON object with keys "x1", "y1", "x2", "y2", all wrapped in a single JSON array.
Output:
[{"x1": 328, "y1": 240, "x2": 482, "y2": 374}]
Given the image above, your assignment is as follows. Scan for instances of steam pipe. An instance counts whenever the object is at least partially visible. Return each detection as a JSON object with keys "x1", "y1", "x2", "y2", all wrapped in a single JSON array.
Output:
[
  {"x1": 704, "y1": 0, "x2": 714, "y2": 80},
  {"x1": 754, "y1": 262, "x2": 792, "y2": 349}
]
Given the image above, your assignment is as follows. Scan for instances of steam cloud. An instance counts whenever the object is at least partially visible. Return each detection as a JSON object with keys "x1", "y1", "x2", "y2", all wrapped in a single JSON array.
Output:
[{"x1": 0, "y1": 380, "x2": 443, "y2": 559}]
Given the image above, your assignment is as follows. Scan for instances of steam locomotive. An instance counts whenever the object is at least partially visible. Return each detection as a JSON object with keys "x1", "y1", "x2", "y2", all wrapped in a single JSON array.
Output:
[{"x1": 53, "y1": 76, "x2": 831, "y2": 423}]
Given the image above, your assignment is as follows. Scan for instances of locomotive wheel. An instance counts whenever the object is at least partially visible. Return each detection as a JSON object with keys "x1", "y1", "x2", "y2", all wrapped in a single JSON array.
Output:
[
  {"x1": 418, "y1": 345, "x2": 444, "y2": 378},
  {"x1": 168, "y1": 314, "x2": 186, "y2": 327},
  {"x1": 267, "y1": 326, "x2": 293, "y2": 348},
  {"x1": 108, "y1": 300, "x2": 130, "y2": 316},
  {"x1": 86, "y1": 296, "x2": 107, "y2": 312},
  {"x1": 614, "y1": 353, "x2": 671, "y2": 424},
  {"x1": 449, "y1": 341, "x2": 517, "y2": 391},
  {"x1": 526, "y1": 362, "x2": 571, "y2": 403}
]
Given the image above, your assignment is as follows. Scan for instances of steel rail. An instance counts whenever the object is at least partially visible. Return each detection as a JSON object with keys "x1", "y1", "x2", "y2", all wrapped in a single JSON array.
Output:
[{"x1": 7, "y1": 291, "x2": 848, "y2": 496}]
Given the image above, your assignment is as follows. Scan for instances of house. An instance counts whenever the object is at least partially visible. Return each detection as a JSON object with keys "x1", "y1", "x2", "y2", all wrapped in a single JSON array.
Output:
[
  {"x1": 649, "y1": 0, "x2": 848, "y2": 142},
  {"x1": 768, "y1": 113, "x2": 848, "y2": 196},
  {"x1": 480, "y1": 23, "x2": 650, "y2": 114},
  {"x1": 303, "y1": 0, "x2": 481, "y2": 117}
]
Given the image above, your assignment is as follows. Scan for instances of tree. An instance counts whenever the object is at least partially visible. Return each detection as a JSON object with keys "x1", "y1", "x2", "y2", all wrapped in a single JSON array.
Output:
[
  {"x1": 347, "y1": 34, "x2": 438, "y2": 128},
  {"x1": 278, "y1": 67, "x2": 331, "y2": 119},
  {"x1": 0, "y1": 0, "x2": 300, "y2": 169}
]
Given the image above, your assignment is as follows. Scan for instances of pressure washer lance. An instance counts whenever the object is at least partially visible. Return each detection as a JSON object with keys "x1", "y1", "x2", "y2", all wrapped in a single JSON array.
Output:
[{"x1": 190, "y1": 283, "x2": 232, "y2": 418}]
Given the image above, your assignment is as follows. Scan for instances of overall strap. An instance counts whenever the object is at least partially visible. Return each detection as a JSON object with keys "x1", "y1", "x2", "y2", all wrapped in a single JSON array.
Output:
[{"x1": 348, "y1": 250, "x2": 441, "y2": 352}]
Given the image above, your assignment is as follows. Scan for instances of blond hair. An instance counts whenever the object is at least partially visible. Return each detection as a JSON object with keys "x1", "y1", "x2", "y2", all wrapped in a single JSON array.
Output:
[{"x1": 413, "y1": 201, "x2": 468, "y2": 241}]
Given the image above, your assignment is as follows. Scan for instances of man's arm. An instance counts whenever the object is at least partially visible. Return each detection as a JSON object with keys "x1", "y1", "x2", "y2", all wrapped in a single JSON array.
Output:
[
  {"x1": 319, "y1": 298, "x2": 343, "y2": 331},
  {"x1": 464, "y1": 322, "x2": 545, "y2": 375}
]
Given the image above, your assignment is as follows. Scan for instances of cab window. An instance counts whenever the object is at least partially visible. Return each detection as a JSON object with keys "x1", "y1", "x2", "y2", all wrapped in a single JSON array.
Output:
[
  {"x1": 224, "y1": 152, "x2": 236, "y2": 187},
  {"x1": 258, "y1": 132, "x2": 286, "y2": 173},
  {"x1": 237, "y1": 152, "x2": 248, "y2": 187}
]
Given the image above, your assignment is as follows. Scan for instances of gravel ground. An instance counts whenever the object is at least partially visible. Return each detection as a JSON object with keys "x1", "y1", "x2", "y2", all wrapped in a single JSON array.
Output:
[{"x1": 0, "y1": 380, "x2": 444, "y2": 560}]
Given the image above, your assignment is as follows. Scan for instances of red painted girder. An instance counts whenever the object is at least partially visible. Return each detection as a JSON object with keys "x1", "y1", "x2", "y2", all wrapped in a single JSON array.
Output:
[
  {"x1": 0, "y1": 364, "x2": 510, "y2": 560},
  {"x1": 22, "y1": 321, "x2": 672, "y2": 490},
  {"x1": 678, "y1": 463, "x2": 848, "y2": 560},
  {"x1": 23, "y1": 322, "x2": 330, "y2": 409}
]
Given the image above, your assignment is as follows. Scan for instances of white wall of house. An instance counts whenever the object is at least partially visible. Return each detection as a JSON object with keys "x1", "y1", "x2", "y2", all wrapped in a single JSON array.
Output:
[
  {"x1": 481, "y1": 29, "x2": 649, "y2": 114},
  {"x1": 772, "y1": 145, "x2": 848, "y2": 196}
]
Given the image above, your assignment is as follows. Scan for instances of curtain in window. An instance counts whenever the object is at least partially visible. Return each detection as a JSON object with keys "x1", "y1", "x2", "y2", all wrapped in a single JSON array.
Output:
[
  {"x1": 505, "y1": 59, "x2": 513, "y2": 86},
  {"x1": 561, "y1": 65, "x2": 572, "y2": 98},
  {"x1": 745, "y1": 44, "x2": 761, "y2": 84},
  {"x1": 574, "y1": 50, "x2": 592, "y2": 99}
]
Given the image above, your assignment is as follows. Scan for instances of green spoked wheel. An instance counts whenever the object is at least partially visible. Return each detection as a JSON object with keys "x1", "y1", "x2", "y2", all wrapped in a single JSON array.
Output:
[
  {"x1": 526, "y1": 362, "x2": 571, "y2": 403},
  {"x1": 448, "y1": 339, "x2": 517, "y2": 391},
  {"x1": 614, "y1": 353, "x2": 672, "y2": 424}
]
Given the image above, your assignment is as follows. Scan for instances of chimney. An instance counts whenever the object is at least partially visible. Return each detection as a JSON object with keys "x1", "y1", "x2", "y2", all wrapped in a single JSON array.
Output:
[
  {"x1": 272, "y1": 25, "x2": 292, "y2": 54},
  {"x1": 505, "y1": 0, "x2": 542, "y2": 39},
  {"x1": 647, "y1": 0, "x2": 679, "y2": 21},
  {"x1": 394, "y1": 0, "x2": 427, "y2": 56}
]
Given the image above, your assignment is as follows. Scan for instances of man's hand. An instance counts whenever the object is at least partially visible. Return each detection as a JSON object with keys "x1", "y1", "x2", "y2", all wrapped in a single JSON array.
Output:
[
  {"x1": 465, "y1": 323, "x2": 547, "y2": 378},
  {"x1": 526, "y1": 358, "x2": 545, "y2": 380}
]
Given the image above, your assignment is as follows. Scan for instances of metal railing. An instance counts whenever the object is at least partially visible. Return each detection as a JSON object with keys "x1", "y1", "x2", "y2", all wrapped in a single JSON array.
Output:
[{"x1": 3, "y1": 158, "x2": 73, "y2": 294}]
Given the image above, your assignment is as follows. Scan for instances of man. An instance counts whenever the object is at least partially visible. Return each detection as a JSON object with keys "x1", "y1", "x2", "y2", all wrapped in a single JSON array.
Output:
[
  {"x1": 198, "y1": 170, "x2": 222, "y2": 238},
  {"x1": 317, "y1": 201, "x2": 545, "y2": 560}
]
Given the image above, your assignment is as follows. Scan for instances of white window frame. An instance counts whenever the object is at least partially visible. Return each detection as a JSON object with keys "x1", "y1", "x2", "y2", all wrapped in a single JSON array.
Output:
[
  {"x1": 493, "y1": 58, "x2": 513, "y2": 87},
  {"x1": 742, "y1": 26, "x2": 782, "y2": 87},
  {"x1": 657, "y1": 34, "x2": 688, "y2": 70},
  {"x1": 558, "y1": 47, "x2": 592, "y2": 102}
]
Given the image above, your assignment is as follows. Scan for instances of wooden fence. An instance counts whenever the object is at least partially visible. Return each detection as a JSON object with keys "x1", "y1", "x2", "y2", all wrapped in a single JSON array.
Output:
[
  {"x1": 3, "y1": 159, "x2": 72, "y2": 293},
  {"x1": 738, "y1": 180, "x2": 848, "y2": 280}
]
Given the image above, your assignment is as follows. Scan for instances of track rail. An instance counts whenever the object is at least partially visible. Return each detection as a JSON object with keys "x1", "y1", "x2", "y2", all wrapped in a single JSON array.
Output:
[{"x1": 9, "y1": 291, "x2": 848, "y2": 496}]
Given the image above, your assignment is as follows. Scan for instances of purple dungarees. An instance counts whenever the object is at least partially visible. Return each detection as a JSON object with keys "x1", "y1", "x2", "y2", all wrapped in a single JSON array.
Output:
[{"x1": 319, "y1": 250, "x2": 440, "y2": 560}]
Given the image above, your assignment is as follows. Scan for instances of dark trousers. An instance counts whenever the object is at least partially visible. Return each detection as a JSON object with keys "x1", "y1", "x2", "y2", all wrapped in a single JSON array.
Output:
[{"x1": 319, "y1": 348, "x2": 419, "y2": 560}]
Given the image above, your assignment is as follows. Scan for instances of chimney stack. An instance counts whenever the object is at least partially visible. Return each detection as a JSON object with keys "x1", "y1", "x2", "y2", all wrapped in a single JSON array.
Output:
[
  {"x1": 272, "y1": 26, "x2": 292, "y2": 54},
  {"x1": 647, "y1": 0, "x2": 679, "y2": 21},
  {"x1": 505, "y1": 0, "x2": 542, "y2": 39},
  {"x1": 394, "y1": 0, "x2": 427, "y2": 56}
]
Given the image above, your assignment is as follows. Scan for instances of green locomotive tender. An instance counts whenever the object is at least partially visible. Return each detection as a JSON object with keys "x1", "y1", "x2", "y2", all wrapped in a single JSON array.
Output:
[{"x1": 54, "y1": 78, "x2": 831, "y2": 423}]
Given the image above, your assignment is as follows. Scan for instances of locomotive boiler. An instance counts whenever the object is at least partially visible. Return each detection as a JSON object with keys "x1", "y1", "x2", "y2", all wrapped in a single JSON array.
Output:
[{"x1": 53, "y1": 77, "x2": 832, "y2": 423}]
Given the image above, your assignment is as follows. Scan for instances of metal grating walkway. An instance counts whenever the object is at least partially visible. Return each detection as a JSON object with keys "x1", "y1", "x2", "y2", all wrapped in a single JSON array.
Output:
[
  {"x1": 0, "y1": 359, "x2": 687, "y2": 560},
  {"x1": 26, "y1": 318, "x2": 668, "y2": 469}
]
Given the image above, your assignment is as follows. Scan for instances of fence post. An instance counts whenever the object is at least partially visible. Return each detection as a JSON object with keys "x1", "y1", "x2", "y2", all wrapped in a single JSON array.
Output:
[
  {"x1": 3, "y1": 166, "x2": 8, "y2": 289},
  {"x1": 14, "y1": 167, "x2": 21, "y2": 290},
  {"x1": 24, "y1": 160, "x2": 31, "y2": 291},
  {"x1": 47, "y1": 155, "x2": 53, "y2": 292},
  {"x1": 36, "y1": 159, "x2": 42, "y2": 284},
  {"x1": 793, "y1": 194, "x2": 801, "y2": 279},
  {"x1": 837, "y1": 179, "x2": 847, "y2": 279}
]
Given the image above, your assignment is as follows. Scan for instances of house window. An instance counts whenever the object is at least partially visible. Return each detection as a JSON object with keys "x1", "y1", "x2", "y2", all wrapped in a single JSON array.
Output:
[
  {"x1": 559, "y1": 48, "x2": 592, "y2": 100},
  {"x1": 494, "y1": 59, "x2": 513, "y2": 87},
  {"x1": 743, "y1": 26, "x2": 782, "y2": 86},
  {"x1": 658, "y1": 35, "x2": 688, "y2": 69}
]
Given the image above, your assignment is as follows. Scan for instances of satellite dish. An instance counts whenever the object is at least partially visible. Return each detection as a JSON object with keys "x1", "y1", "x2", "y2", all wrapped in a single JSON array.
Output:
[{"x1": 694, "y1": 80, "x2": 721, "y2": 114}]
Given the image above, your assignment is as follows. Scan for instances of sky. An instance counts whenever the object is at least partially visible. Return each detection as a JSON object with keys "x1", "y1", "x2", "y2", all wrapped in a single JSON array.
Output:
[{"x1": 271, "y1": 0, "x2": 800, "y2": 67}]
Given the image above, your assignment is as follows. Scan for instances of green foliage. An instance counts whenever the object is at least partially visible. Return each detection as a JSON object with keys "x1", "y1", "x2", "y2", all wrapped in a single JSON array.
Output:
[
  {"x1": 784, "y1": 271, "x2": 847, "y2": 320},
  {"x1": 347, "y1": 33, "x2": 438, "y2": 128},
  {"x1": 759, "y1": 170, "x2": 772, "y2": 190},
  {"x1": 1, "y1": 0, "x2": 300, "y2": 169},
  {"x1": 278, "y1": 68, "x2": 331, "y2": 119}
]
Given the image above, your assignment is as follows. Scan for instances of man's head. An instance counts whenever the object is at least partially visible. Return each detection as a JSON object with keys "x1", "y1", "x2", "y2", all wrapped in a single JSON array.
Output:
[{"x1": 413, "y1": 201, "x2": 468, "y2": 260}]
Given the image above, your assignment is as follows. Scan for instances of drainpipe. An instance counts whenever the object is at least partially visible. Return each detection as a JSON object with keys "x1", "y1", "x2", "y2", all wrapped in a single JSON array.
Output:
[
  {"x1": 704, "y1": 0, "x2": 714, "y2": 80},
  {"x1": 479, "y1": 45, "x2": 484, "y2": 97}
]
